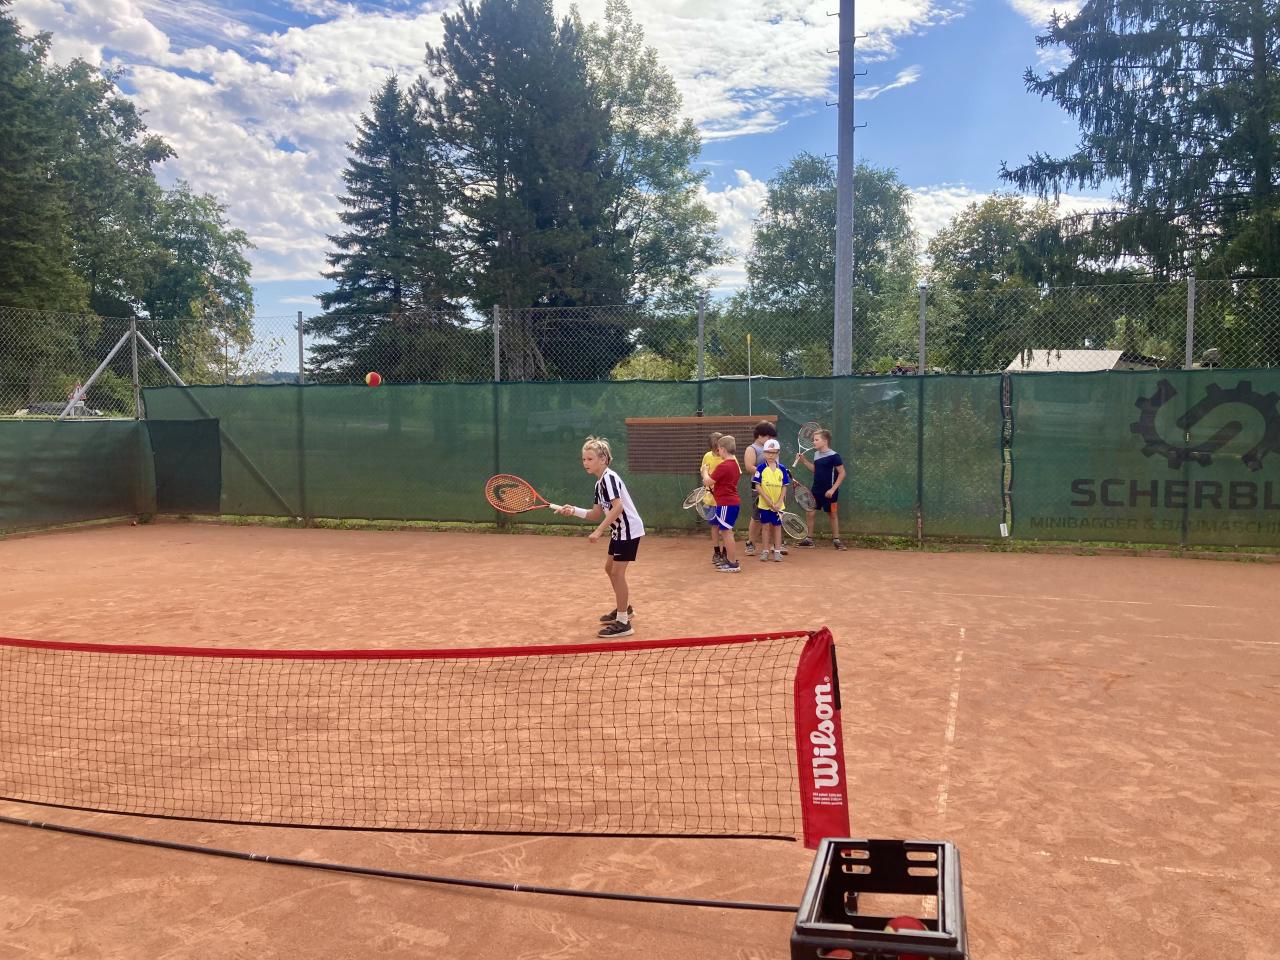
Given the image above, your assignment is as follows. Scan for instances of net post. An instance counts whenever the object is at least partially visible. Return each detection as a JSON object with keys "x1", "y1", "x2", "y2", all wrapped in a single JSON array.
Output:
[
  {"x1": 492, "y1": 305, "x2": 501, "y2": 383},
  {"x1": 696, "y1": 294, "x2": 706, "y2": 415},
  {"x1": 917, "y1": 282, "x2": 927, "y2": 374},
  {"x1": 1184, "y1": 276, "x2": 1196, "y2": 370},
  {"x1": 916, "y1": 375, "x2": 925, "y2": 545},
  {"x1": 130, "y1": 317, "x2": 141, "y2": 420},
  {"x1": 793, "y1": 628, "x2": 850, "y2": 848},
  {"x1": 296, "y1": 311, "x2": 305, "y2": 384}
]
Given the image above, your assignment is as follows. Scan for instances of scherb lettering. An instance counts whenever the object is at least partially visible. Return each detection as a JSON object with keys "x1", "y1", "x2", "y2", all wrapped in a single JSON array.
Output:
[{"x1": 811, "y1": 677, "x2": 840, "y2": 789}]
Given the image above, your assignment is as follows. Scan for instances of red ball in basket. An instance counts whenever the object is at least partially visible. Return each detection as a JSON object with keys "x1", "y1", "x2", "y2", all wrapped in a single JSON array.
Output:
[
  {"x1": 485, "y1": 474, "x2": 564, "y2": 514},
  {"x1": 884, "y1": 915, "x2": 927, "y2": 960},
  {"x1": 365, "y1": 371, "x2": 382, "y2": 387}
]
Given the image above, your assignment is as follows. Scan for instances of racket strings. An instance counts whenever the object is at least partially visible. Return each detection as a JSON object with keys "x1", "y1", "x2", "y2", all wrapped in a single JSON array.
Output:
[{"x1": 486, "y1": 476, "x2": 543, "y2": 512}]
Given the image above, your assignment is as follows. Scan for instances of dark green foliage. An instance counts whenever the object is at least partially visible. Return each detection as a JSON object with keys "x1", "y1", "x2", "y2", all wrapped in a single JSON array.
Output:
[
  {"x1": 1002, "y1": 1, "x2": 1280, "y2": 279},
  {"x1": 717, "y1": 153, "x2": 918, "y2": 374},
  {"x1": 0, "y1": 3, "x2": 255, "y2": 402},
  {"x1": 308, "y1": 76, "x2": 465, "y2": 382}
]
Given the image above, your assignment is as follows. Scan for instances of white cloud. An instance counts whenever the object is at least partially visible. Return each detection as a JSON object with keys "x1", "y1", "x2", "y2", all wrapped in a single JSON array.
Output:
[
  {"x1": 910, "y1": 182, "x2": 1112, "y2": 251},
  {"x1": 10, "y1": 0, "x2": 957, "y2": 289},
  {"x1": 1006, "y1": 0, "x2": 1080, "y2": 28},
  {"x1": 567, "y1": 1, "x2": 959, "y2": 139},
  {"x1": 700, "y1": 169, "x2": 770, "y2": 292},
  {"x1": 856, "y1": 65, "x2": 922, "y2": 100}
]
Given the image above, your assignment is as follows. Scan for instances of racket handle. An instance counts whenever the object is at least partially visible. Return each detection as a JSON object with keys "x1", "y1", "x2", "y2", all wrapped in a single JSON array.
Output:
[{"x1": 548, "y1": 503, "x2": 563, "y2": 512}]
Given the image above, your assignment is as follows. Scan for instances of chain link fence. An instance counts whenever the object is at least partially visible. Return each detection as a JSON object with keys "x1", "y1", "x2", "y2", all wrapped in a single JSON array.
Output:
[{"x1": 4, "y1": 279, "x2": 1280, "y2": 416}]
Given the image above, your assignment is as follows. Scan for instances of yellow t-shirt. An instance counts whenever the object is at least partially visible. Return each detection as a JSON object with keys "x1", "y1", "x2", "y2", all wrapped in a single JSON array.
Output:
[
  {"x1": 700, "y1": 451, "x2": 725, "y2": 506},
  {"x1": 755, "y1": 461, "x2": 788, "y2": 511},
  {"x1": 700, "y1": 452, "x2": 739, "y2": 506}
]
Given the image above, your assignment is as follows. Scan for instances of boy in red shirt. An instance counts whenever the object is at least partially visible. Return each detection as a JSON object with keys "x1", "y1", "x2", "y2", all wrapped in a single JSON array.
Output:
[{"x1": 701, "y1": 434, "x2": 743, "y2": 573}]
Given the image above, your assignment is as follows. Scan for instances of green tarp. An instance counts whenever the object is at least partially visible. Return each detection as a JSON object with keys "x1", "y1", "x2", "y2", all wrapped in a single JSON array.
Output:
[
  {"x1": 0, "y1": 420, "x2": 156, "y2": 532},
  {"x1": 1010, "y1": 370, "x2": 1280, "y2": 547}
]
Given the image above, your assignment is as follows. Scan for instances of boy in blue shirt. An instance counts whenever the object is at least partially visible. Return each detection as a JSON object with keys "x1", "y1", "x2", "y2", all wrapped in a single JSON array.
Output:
[{"x1": 793, "y1": 428, "x2": 847, "y2": 550}]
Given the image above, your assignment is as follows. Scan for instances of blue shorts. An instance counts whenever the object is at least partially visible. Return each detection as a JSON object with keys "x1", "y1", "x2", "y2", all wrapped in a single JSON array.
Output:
[
  {"x1": 758, "y1": 509, "x2": 782, "y2": 526},
  {"x1": 707, "y1": 505, "x2": 739, "y2": 530},
  {"x1": 813, "y1": 487, "x2": 839, "y2": 513}
]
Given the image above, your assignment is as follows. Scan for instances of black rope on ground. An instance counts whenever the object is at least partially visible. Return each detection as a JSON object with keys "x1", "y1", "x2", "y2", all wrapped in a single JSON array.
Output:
[{"x1": 0, "y1": 814, "x2": 800, "y2": 914}]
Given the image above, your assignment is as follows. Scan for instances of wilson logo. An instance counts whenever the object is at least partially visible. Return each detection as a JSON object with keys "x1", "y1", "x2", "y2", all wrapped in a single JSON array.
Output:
[{"x1": 810, "y1": 677, "x2": 841, "y2": 789}]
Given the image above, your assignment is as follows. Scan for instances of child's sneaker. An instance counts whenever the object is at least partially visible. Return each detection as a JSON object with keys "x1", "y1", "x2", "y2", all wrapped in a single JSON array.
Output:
[
  {"x1": 772, "y1": 550, "x2": 784, "y2": 562},
  {"x1": 719, "y1": 561, "x2": 741, "y2": 573},
  {"x1": 744, "y1": 540, "x2": 756, "y2": 556},
  {"x1": 758, "y1": 548, "x2": 770, "y2": 561},
  {"x1": 833, "y1": 539, "x2": 847, "y2": 551},
  {"x1": 597, "y1": 619, "x2": 634, "y2": 638},
  {"x1": 711, "y1": 550, "x2": 722, "y2": 565},
  {"x1": 599, "y1": 605, "x2": 635, "y2": 622},
  {"x1": 796, "y1": 537, "x2": 815, "y2": 548}
]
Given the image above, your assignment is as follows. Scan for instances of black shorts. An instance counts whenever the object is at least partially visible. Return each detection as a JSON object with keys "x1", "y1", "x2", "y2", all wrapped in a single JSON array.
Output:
[
  {"x1": 813, "y1": 487, "x2": 839, "y2": 513},
  {"x1": 608, "y1": 537, "x2": 640, "y2": 562}
]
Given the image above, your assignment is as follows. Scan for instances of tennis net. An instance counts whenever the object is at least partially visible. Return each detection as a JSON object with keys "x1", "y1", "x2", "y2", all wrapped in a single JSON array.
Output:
[{"x1": 0, "y1": 629, "x2": 847, "y2": 847}]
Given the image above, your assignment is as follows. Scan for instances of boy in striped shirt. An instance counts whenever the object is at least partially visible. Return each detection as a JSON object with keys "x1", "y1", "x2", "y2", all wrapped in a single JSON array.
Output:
[{"x1": 556, "y1": 436, "x2": 645, "y2": 637}]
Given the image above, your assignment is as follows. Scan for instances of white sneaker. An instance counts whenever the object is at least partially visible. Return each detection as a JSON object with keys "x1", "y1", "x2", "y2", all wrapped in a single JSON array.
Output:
[
  {"x1": 759, "y1": 549, "x2": 770, "y2": 561},
  {"x1": 772, "y1": 550, "x2": 784, "y2": 562}
]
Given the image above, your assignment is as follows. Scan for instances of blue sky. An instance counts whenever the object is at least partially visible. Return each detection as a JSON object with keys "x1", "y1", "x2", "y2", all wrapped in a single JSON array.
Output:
[{"x1": 14, "y1": 0, "x2": 1100, "y2": 318}]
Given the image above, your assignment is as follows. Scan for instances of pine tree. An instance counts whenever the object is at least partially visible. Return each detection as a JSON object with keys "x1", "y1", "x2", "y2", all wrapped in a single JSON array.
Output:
[
  {"x1": 1001, "y1": 1, "x2": 1280, "y2": 279},
  {"x1": 421, "y1": 0, "x2": 629, "y2": 379},
  {"x1": 310, "y1": 76, "x2": 463, "y2": 381}
]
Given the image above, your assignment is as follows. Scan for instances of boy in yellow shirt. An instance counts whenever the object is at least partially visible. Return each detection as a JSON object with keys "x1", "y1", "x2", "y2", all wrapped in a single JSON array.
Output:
[{"x1": 751, "y1": 438, "x2": 790, "y2": 562}]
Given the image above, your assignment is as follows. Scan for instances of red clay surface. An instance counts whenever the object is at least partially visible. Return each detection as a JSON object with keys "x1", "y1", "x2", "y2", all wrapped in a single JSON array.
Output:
[{"x1": 1, "y1": 522, "x2": 1276, "y2": 960}]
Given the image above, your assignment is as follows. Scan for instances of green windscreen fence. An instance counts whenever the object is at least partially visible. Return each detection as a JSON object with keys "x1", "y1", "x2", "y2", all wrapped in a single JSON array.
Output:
[
  {"x1": 1010, "y1": 369, "x2": 1280, "y2": 547},
  {"x1": 137, "y1": 372, "x2": 1280, "y2": 548},
  {"x1": 0, "y1": 420, "x2": 156, "y2": 533},
  {"x1": 701, "y1": 376, "x2": 1004, "y2": 538}
]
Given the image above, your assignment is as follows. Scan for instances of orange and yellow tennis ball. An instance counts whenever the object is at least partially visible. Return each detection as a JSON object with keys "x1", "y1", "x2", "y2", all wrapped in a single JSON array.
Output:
[{"x1": 365, "y1": 371, "x2": 382, "y2": 387}]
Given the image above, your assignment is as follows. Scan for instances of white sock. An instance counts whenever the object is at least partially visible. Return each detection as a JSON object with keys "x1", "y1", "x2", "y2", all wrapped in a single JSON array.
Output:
[{"x1": 616, "y1": 609, "x2": 630, "y2": 624}]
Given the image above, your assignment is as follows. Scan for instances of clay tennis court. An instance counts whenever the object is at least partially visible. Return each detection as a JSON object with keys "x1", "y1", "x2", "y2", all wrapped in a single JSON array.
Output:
[{"x1": 1, "y1": 522, "x2": 1275, "y2": 959}]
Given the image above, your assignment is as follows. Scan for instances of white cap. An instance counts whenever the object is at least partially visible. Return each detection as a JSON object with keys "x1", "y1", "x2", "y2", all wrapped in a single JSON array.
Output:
[{"x1": 763, "y1": 438, "x2": 781, "y2": 451}]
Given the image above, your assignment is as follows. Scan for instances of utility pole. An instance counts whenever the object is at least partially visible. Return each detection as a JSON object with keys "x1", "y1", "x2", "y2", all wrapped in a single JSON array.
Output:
[{"x1": 832, "y1": 0, "x2": 856, "y2": 376}]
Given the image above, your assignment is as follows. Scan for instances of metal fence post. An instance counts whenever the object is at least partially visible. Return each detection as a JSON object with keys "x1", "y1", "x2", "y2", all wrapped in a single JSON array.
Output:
[
  {"x1": 493, "y1": 305, "x2": 501, "y2": 382},
  {"x1": 296, "y1": 311, "x2": 305, "y2": 384},
  {"x1": 130, "y1": 317, "x2": 141, "y2": 419},
  {"x1": 696, "y1": 294, "x2": 706, "y2": 415},
  {"x1": 917, "y1": 283, "x2": 927, "y2": 374},
  {"x1": 696, "y1": 294, "x2": 706, "y2": 382},
  {"x1": 1184, "y1": 276, "x2": 1196, "y2": 370}
]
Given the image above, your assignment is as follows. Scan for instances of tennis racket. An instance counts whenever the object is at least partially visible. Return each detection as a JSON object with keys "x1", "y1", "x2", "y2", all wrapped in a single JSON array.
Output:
[
  {"x1": 485, "y1": 474, "x2": 563, "y2": 514},
  {"x1": 793, "y1": 421, "x2": 820, "y2": 466},
  {"x1": 781, "y1": 512, "x2": 809, "y2": 541},
  {"x1": 682, "y1": 486, "x2": 709, "y2": 510},
  {"x1": 693, "y1": 501, "x2": 711, "y2": 522},
  {"x1": 792, "y1": 483, "x2": 817, "y2": 512}
]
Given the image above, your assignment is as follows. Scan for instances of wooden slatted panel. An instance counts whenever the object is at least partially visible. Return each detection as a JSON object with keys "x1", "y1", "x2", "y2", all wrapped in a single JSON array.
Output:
[{"x1": 625, "y1": 416, "x2": 777, "y2": 474}]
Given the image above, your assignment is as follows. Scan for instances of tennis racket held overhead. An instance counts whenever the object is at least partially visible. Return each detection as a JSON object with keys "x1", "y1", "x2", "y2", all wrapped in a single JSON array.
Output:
[
  {"x1": 793, "y1": 421, "x2": 820, "y2": 466},
  {"x1": 485, "y1": 474, "x2": 564, "y2": 514}
]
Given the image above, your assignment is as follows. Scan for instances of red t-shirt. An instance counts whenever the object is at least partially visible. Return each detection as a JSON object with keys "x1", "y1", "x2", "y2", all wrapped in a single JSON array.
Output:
[{"x1": 710, "y1": 458, "x2": 741, "y2": 506}]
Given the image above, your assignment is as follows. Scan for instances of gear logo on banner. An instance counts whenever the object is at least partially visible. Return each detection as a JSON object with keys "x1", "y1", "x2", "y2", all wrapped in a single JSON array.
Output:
[{"x1": 1131, "y1": 379, "x2": 1280, "y2": 472}]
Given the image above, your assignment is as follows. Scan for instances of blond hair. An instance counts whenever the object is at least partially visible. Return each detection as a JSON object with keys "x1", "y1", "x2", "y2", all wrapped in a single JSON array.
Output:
[
  {"x1": 708, "y1": 431, "x2": 723, "y2": 452},
  {"x1": 582, "y1": 436, "x2": 613, "y2": 465},
  {"x1": 717, "y1": 435, "x2": 736, "y2": 455},
  {"x1": 814, "y1": 428, "x2": 832, "y2": 444}
]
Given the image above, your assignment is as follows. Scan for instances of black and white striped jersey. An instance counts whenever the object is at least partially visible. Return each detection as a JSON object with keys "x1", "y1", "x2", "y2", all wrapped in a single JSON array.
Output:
[{"x1": 594, "y1": 468, "x2": 645, "y2": 541}]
